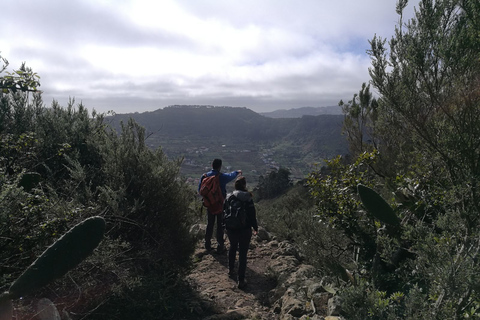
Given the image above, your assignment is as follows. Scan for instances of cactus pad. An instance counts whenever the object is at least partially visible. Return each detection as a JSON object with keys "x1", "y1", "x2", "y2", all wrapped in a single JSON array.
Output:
[
  {"x1": 9, "y1": 216, "x2": 106, "y2": 299},
  {"x1": 357, "y1": 184, "x2": 400, "y2": 226}
]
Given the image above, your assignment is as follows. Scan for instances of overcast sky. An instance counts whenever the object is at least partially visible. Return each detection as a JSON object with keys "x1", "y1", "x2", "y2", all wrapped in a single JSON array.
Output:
[{"x1": 1, "y1": 0, "x2": 418, "y2": 114}]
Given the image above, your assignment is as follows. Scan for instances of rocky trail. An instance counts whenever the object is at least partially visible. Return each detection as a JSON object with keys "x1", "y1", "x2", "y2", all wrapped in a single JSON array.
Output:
[{"x1": 186, "y1": 225, "x2": 343, "y2": 320}]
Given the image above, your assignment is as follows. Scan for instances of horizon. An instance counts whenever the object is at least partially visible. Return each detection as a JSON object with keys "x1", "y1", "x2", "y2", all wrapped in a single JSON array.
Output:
[{"x1": 113, "y1": 103, "x2": 341, "y2": 115}]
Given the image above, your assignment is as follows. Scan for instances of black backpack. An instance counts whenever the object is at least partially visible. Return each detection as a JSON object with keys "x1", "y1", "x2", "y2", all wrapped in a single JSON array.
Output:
[{"x1": 223, "y1": 194, "x2": 248, "y2": 230}]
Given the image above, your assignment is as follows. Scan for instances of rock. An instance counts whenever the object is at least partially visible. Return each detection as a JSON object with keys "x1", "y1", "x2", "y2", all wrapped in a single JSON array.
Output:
[
  {"x1": 273, "y1": 300, "x2": 283, "y2": 314},
  {"x1": 327, "y1": 295, "x2": 342, "y2": 316},
  {"x1": 269, "y1": 255, "x2": 301, "y2": 284},
  {"x1": 256, "y1": 226, "x2": 271, "y2": 241},
  {"x1": 226, "y1": 307, "x2": 251, "y2": 318},
  {"x1": 268, "y1": 286, "x2": 287, "y2": 305},
  {"x1": 285, "y1": 264, "x2": 317, "y2": 288},
  {"x1": 189, "y1": 223, "x2": 206, "y2": 240},
  {"x1": 308, "y1": 282, "x2": 325, "y2": 297},
  {"x1": 301, "y1": 315, "x2": 324, "y2": 320},
  {"x1": 280, "y1": 289, "x2": 308, "y2": 318},
  {"x1": 312, "y1": 292, "x2": 332, "y2": 315},
  {"x1": 271, "y1": 241, "x2": 300, "y2": 259},
  {"x1": 269, "y1": 255, "x2": 299, "y2": 273},
  {"x1": 204, "y1": 309, "x2": 247, "y2": 320},
  {"x1": 267, "y1": 240, "x2": 279, "y2": 247},
  {"x1": 234, "y1": 298, "x2": 247, "y2": 308},
  {"x1": 281, "y1": 298, "x2": 306, "y2": 318}
]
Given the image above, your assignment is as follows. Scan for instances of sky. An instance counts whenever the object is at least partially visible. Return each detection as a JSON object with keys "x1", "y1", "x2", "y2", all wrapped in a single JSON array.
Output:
[{"x1": 1, "y1": 0, "x2": 418, "y2": 114}]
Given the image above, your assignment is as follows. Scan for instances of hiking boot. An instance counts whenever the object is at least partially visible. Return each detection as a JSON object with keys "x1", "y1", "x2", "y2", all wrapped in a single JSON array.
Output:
[{"x1": 237, "y1": 279, "x2": 247, "y2": 289}]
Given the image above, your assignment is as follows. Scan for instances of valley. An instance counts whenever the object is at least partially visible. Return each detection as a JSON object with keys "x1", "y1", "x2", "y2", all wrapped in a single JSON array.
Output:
[{"x1": 110, "y1": 105, "x2": 349, "y2": 188}]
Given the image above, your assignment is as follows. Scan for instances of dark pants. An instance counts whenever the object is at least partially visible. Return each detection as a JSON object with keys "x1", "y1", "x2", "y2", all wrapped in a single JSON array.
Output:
[
  {"x1": 226, "y1": 228, "x2": 252, "y2": 282},
  {"x1": 205, "y1": 210, "x2": 224, "y2": 249}
]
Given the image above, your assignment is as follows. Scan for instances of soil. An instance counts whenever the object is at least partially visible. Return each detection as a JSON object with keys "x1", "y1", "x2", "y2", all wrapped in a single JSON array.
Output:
[{"x1": 186, "y1": 236, "x2": 280, "y2": 320}]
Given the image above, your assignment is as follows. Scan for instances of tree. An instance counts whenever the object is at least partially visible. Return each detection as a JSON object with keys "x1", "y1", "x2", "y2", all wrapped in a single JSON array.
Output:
[
  {"x1": 310, "y1": 1, "x2": 480, "y2": 318},
  {"x1": 0, "y1": 53, "x2": 42, "y2": 135},
  {"x1": 340, "y1": 82, "x2": 379, "y2": 159},
  {"x1": 255, "y1": 167, "x2": 292, "y2": 200},
  {"x1": 0, "y1": 53, "x2": 40, "y2": 93},
  {"x1": 366, "y1": 0, "x2": 480, "y2": 226}
]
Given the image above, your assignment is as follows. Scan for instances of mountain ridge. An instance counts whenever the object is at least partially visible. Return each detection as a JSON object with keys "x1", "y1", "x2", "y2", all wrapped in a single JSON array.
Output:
[
  {"x1": 109, "y1": 105, "x2": 348, "y2": 185},
  {"x1": 260, "y1": 105, "x2": 342, "y2": 118}
]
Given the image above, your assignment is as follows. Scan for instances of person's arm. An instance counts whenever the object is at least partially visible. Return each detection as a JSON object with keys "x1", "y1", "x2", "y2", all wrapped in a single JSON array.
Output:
[
  {"x1": 220, "y1": 170, "x2": 242, "y2": 184},
  {"x1": 218, "y1": 170, "x2": 242, "y2": 197}
]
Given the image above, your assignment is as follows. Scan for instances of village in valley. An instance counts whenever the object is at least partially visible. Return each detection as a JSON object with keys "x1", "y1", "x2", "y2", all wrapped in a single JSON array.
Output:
[{"x1": 180, "y1": 145, "x2": 284, "y2": 189}]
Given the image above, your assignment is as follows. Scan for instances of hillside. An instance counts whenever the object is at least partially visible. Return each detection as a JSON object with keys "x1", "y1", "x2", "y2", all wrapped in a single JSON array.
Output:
[
  {"x1": 109, "y1": 105, "x2": 348, "y2": 186},
  {"x1": 111, "y1": 105, "x2": 290, "y2": 141},
  {"x1": 260, "y1": 106, "x2": 343, "y2": 118}
]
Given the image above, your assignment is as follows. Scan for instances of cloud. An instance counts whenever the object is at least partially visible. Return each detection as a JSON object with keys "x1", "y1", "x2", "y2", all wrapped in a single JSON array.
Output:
[{"x1": 0, "y1": 0, "x2": 419, "y2": 114}]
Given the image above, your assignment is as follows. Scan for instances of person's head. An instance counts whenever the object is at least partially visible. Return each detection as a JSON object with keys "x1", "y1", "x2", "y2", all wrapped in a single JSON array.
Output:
[
  {"x1": 212, "y1": 159, "x2": 222, "y2": 171},
  {"x1": 234, "y1": 176, "x2": 247, "y2": 191}
]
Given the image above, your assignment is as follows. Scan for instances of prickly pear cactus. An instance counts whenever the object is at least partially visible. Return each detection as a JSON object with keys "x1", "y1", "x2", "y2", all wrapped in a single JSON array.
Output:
[
  {"x1": 8, "y1": 216, "x2": 106, "y2": 299},
  {"x1": 357, "y1": 184, "x2": 400, "y2": 226}
]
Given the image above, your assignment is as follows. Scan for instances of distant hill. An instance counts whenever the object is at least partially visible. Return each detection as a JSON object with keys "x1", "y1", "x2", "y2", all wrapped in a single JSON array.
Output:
[
  {"x1": 260, "y1": 106, "x2": 343, "y2": 118},
  {"x1": 111, "y1": 105, "x2": 287, "y2": 142},
  {"x1": 108, "y1": 105, "x2": 348, "y2": 185}
]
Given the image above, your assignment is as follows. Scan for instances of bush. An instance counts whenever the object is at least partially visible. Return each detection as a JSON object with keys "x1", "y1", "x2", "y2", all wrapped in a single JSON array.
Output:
[
  {"x1": 0, "y1": 83, "x2": 197, "y2": 318},
  {"x1": 254, "y1": 167, "x2": 292, "y2": 200},
  {"x1": 257, "y1": 182, "x2": 351, "y2": 279}
]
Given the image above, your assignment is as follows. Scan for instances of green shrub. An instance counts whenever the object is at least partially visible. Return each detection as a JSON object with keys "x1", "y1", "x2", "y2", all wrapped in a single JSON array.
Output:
[
  {"x1": 257, "y1": 183, "x2": 352, "y2": 278},
  {"x1": 0, "y1": 83, "x2": 196, "y2": 318}
]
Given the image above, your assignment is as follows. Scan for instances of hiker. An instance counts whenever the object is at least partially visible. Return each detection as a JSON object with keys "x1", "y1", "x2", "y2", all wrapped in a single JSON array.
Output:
[
  {"x1": 224, "y1": 176, "x2": 258, "y2": 289},
  {"x1": 199, "y1": 158, "x2": 241, "y2": 253}
]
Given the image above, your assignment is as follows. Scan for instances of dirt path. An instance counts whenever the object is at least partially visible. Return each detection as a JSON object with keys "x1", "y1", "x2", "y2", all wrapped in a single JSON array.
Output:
[{"x1": 186, "y1": 236, "x2": 280, "y2": 320}]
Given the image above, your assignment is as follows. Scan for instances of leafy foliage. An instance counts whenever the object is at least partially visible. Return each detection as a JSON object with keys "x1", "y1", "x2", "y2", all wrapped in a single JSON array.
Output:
[
  {"x1": 96, "y1": 118, "x2": 195, "y2": 270},
  {"x1": 0, "y1": 56, "x2": 197, "y2": 319},
  {"x1": 257, "y1": 183, "x2": 312, "y2": 240},
  {"x1": 257, "y1": 182, "x2": 351, "y2": 279},
  {"x1": 255, "y1": 167, "x2": 292, "y2": 200},
  {"x1": 0, "y1": 53, "x2": 40, "y2": 93},
  {"x1": 308, "y1": 1, "x2": 480, "y2": 318},
  {"x1": 339, "y1": 83, "x2": 379, "y2": 159},
  {"x1": 308, "y1": 152, "x2": 385, "y2": 281}
]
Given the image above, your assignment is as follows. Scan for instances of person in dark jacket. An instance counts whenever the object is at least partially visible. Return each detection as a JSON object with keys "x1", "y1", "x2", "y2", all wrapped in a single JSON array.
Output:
[
  {"x1": 224, "y1": 176, "x2": 258, "y2": 289},
  {"x1": 198, "y1": 158, "x2": 241, "y2": 253}
]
